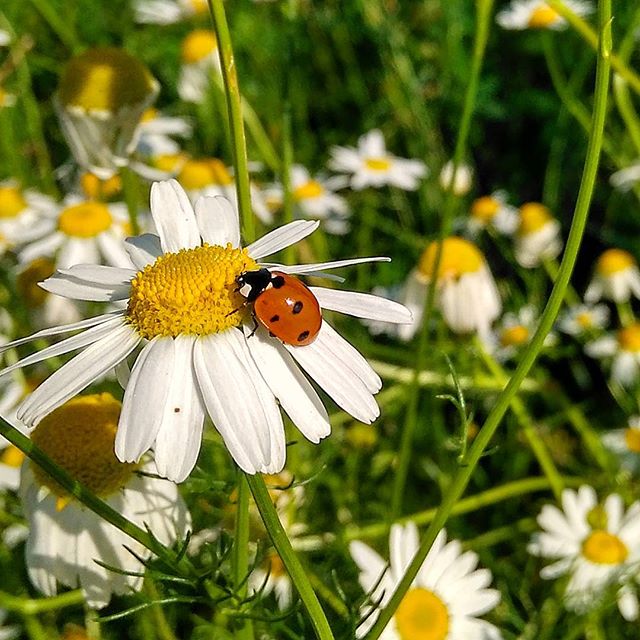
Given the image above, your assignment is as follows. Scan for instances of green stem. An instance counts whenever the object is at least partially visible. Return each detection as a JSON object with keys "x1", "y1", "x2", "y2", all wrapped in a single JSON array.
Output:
[
  {"x1": 208, "y1": 0, "x2": 255, "y2": 242},
  {"x1": 613, "y1": 75, "x2": 640, "y2": 156},
  {"x1": 233, "y1": 475, "x2": 254, "y2": 640},
  {"x1": 145, "y1": 580, "x2": 178, "y2": 640},
  {"x1": 27, "y1": 0, "x2": 80, "y2": 52},
  {"x1": 121, "y1": 167, "x2": 141, "y2": 236},
  {"x1": 0, "y1": 589, "x2": 84, "y2": 614},
  {"x1": 22, "y1": 614, "x2": 49, "y2": 640},
  {"x1": 542, "y1": 258, "x2": 580, "y2": 305},
  {"x1": 365, "y1": 1, "x2": 611, "y2": 636},
  {"x1": 390, "y1": 0, "x2": 494, "y2": 518},
  {"x1": 246, "y1": 474, "x2": 334, "y2": 640},
  {"x1": 281, "y1": 103, "x2": 295, "y2": 265}
]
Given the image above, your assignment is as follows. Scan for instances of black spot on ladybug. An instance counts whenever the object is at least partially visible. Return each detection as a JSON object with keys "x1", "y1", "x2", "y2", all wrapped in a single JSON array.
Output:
[
  {"x1": 297, "y1": 330, "x2": 310, "y2": 342},
  {"x1": 270, "y1": 314, "x2": 280, "y2": 322},
  {"x1": 292, "y1": 301, "x2": 303, "y2": 314},
  {"x1": 272, "y1": 276, "x2": 285, "y2": 289}
]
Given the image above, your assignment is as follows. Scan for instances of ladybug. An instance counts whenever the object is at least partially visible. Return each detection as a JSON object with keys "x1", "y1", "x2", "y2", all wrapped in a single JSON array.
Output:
[{"x1": 236, "y1": 268, "x2": 322, "y2": 346}]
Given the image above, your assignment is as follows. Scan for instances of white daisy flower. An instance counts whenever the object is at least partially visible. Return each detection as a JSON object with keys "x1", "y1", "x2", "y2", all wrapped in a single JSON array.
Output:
[
  {"x1": 0, "y1": 180, "x2": 412, "y2": 482},
  {"x1": 528, "y1": 485, "x2": 640, "y2": 620},
  {"x1": 400, "y1": 236, "x2": 501, "y2": 342},
  {"x1": 178, "y1": 30, "x2": 221, "y2": 104},
  {"x1": 584, "y1": 249, "x2": 640, "y2": 303},
  {"x1": 328, "y1": 129, "x2": 427, "y2": 191},
  {"x1": 602, "y1": 416, "x2": 640, "y2": 474},
  {"x1": 514, "y1": 202, "x2": 563, "y2": 268},
  {"x1": 496, "y1": 0, "x2": 593, "y2": 30},
  {"x1": 135, "y1": 108, "x2": 193, "y2": 159},
  {"x1": 19, "y1": 393, "x2": 191, "y2": 609},
  {"x1": 350, "y1": 522, "x2": 502, "y2": 639},
  {"x1": 467, "y1": 191, "x2": 518, "y2": 236},
  {"x1": 133, "y1": 0, "x2": 208, "y2": 24},
  {"x1": 585, "y1": 324, "x2": 640, "y2": 387},
  {"x1": 610, "y1": 160, "x2": 640, "y2": 191},
  {"x1": 558, "y1": 303, "x2": 609, "y2": 336},
  {"x1": 439, "y1": 160, "x2": 473, "y2": 196},
  {"x1": 55, "y1": 48, "x2": 160, "y2": 179}
]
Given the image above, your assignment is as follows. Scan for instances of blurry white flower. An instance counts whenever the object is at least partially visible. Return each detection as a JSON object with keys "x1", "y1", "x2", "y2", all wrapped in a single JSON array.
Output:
[
  {"x1": 133, "y1": 0, "x2": 208, "y2": 24},
  {"x1": 586, "y1": 324, "x2": 640, "y2": 387},
  {"x1": 439, "y1": 160, "x2": 473, "y2": 196},
  {"x1": 178, "y1": 30, "x2": 220, "y2": 104},
  {"x1": 558, "y1": 303, "x2": 609, "y2": 336},
  {"x1": 610, "y1": 161, "x2": 640, "y2": 191},
  {"x1": 514, "y1": 202, "x2": 562, "y2": 268},
  {"x1": 602, "y1": 416, "x2": 640, "y2": 474},
  {"x1": 489, "y1": 305, "x2": 556, "y2": 361},
  {"x1": 585, "y1": 249, "x2": 640, "y2": 303},
  {"x1": 468, "y1": 191, "x2": 518, "y2": 236},
  {"x1": 135, "y1": 108, "x2": 193, "y2": 159},
  {"x1": 496, "y1": 0, "x2": 593, "y2": 30},
  {"x1": 329, "y1": 129, "x2": 427, "y2": 191}
]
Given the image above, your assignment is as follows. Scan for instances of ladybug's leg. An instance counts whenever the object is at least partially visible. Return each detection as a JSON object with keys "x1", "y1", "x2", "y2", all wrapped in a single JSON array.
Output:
[{"x1": 247, "y1": 314, "x2": 259, "y2": 339}]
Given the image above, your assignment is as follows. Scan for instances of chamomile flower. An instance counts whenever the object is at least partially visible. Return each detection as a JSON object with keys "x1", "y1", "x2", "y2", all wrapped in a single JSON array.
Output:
[
  {"x1": 514, "y1": 202, "x2": 562, "y2": 268},
  {"x1": 55, "y1": 48, "x2": 160, "y2": 179},
  {"x1": 558, "y1": 303, "x2": 609, "y2": 337},
  {"x1": 496, "y1": 0, "x2": 593, "y2": 31},
  {"x1": 19, "y1": 393, "x2": 191, "y2": 609},
  {"x1": 586, "y1": 324, "x2": 640, "y2": 387},
  {"x1": 350, "y1": 522, "x2": 502, "y2": 639},
  {"x1": 602, "y1": 416, "x2": 640, "y2": 474},
  {"x1": 135, "y1": 108, "x2": 192, "y2": 159},
  {"x1": 400, "y1": 237, "x2": 501, "y2": 341},
  {"x1": 610, "y1": 160, "x2": 640, "y2": 191},
  {"x1": 439, "y1": 160, "x2": 473, "y2": 196},
  {"x1": 584, "y1": 249, "x2": 640, "y2": 304},
  {"x1": 528, "y1": 485, "x2": 640, "y2": 619},
  {"x1": 489, "y1": 305, "x2": 555, "y2": 361},
  {"x1": 133, "y1": 0, "x2": 208, "y2": 24},
  {"x1": 0, "y1": 180, "x2": 411, "y2": 482},
  {"x1": 467, "y1": 191, "x2": 518, "y2": 236},
  {"x1": 178, "y1": 30, "x2": 220, "y2": 104},
  {"x1": 328, "y1": 129, "x2": 427, "y2": 191}
]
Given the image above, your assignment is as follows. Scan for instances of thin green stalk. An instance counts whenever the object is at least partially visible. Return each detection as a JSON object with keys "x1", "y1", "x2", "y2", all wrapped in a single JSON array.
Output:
[
  {"x1": 365, "y1": 2, "x2": 611, "y2": 636},
  {"x1": 27, "y1": 0, "x2": 80, "y2": 53},
  {"x1": 121, "y1": 167, "x2": 141, "y2": 236},
  {"x1": 281, "y1": 104, "x2": 295, "y2": 265},
  {"x1": 144, "y1": 580, "x2": 178, "y2": 640},
  {"x1": 207, "y1": 0, "x2": 255, "y2": 242},
  {"x1": 0, "y1": 590, "x2": 84, "y2": 614},
  {"x1": 246, "y1": 474, "x2": 334, "y2": 640},
  {"x1": 22, "y1": 614, "x2": 49, "y2": 640},
  {"x1": 390, "y1": 0, "x2": 494, "y2": 518},
  {"x1": 613, "y1": 75, "x2": 640, "y2": 156},
  {"x1": 232, "y1": 475, "x2": 254, "y2": 640},
  {"x1": 542, "y1": 258, "x2": 580, "y2": 305}
]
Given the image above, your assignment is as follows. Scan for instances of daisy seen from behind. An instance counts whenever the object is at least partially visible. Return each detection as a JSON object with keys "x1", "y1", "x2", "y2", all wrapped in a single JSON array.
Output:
[
  {"x1": 602, "y1": 416, "x2": 640, "y2": 474},
  {"x1": 513, "y1": 201, "x2": 563, "y2": 268},
  {"x1": 0, "y1": 179, "x2": 412, "y2": 482},
  {"x1": 585, "y1": 323, "x2": 640, "y2": 387},
  {"x1": 467, "y1": 191, "x2": 518, "y2": 236},
  {"x1": 584, "y1": 248, "x2": 640, "y2": 303},
  {"x1": 350, "y1": 522, "x2": 502, "y2": 639},
  {"x1": 489, "y1": 305, "x2": 556, "y2": 361},
  {"x1": 178, "y1": 30, "x2": 221, "y2": 104},
  {"x1": 496, "y1": 0, "x2": 593, "y2": 30}
]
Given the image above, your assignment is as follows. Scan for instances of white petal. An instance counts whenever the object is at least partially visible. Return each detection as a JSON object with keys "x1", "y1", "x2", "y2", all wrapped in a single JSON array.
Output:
[
  {"x1": 247, "y1": 220, "x2": 319, "y2": 260},
  {"x1": 40, "y1": 274, "x2": 131, "y2": 302},
  {"x1": 124, "y1": 233, "x2": 162, "y2": 270},
  {"x1": 56, "y1": 264, "x2": 136, "y2": 285},
  {"x1": 310, "y1": 287, "x2": 412, "y2": 324},
  {"x1": 349, "y1": 540, "x2": 387, "y2": 593},
  {"x1": 194, "y1": 196, "x2": 240, "y2": 248},
  {"x1": 150, "y1": 180, "x2": 200, "y2": 253},
  {"x1": 278, "y1": 256, "x2": 390, "y2": 276}
]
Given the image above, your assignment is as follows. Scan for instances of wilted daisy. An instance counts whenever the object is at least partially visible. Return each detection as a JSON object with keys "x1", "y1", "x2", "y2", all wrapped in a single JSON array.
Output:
[
  {"x1": 514, "y1": 202, "x2": 562, "y2": 268},
  {"x1": 586, "y1": 324, "x2": 640, "y2": 387},
  {"x1": 439, "y1": 160, "x2": 473, "y2": 196},
  {"x1": 19, "y1": 393, "x2": 190, "y2": 608},
  {"x1": 558, "y1": 303, "x2": 609, "y2": 337},
  {"x1": 467, "y1": 191, "x2": 518, "y2": 236},
  {"x1": 135, "y1": 108, "x2": 193, "y2": 160},
  {"x1": 400, "y1": 236, "x2": 501, "y2": 341},
  {"x1": 584, "y1": 249, "x2": 640, "y2": 304},
  {"x1": 133, "y1": 0, "x2": 208, "y2": 24},
  {"x1": 528, "y1": 485, "x2": 640, "y2": 619},
  {"x1": 328, "y1": 129, "x2": 427, "y2": 191},
  {"x1": 55, "y1": 48, "x2": 160, "y2": 179},
  {"x1": 0, "y1": 180, "x2": 411, "y2": 482},
  {"x1": 602, "y1": 416, "x2": 640, "y2": 474},
  {"x1": 496, "y1": 0, "x2": 593, "y2": 30},
  {"x1": 610, "y1": 160, "x2": 640, "y2": 191},
  {"x1": 489, "y1": 305, "x2": 556, "y2": 361},
  {"x1": 350, "y1": 522, "x2": 502, "y2": 639},
  {"x1": 178, "y1": 30, "x2": 220, "y2": 104}
]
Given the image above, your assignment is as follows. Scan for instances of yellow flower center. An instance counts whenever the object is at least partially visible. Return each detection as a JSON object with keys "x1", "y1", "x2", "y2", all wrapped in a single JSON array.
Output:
[
  {"x1": 30, "y1": 394, "x2": 138, "y2": 502},
  {"x1": 294, "y1": 180, "x2": 324, "y2": 201},
  {"x1": 518, "y1": 202, "x2": 554, "y2": 236},
  {"x1": 58, "y1": 48, "x2": 157, "y2": 113},
  {"x1": 582, "y1": 530, "x2": 628, "y2": 565},
  {"x1": 0, "y1": 444, "x2": 25, "y2": 468},
  {"x1": 58, "y1": 201, "x2": 113, "y2": 238},
  {"x1": 576, "y1": 312, "x2": 593, "y2": 329},
  {"x1": 500, "y1": 324, "x2": 529, "y2": 347},
  {"x1": 17, "y1": 257, "x2": 55, "y2": 308},
  {"x1": 528, "y1": 4, "x2": 560, "y2": 28},
  {"x1": 265, "y1": 551, "x2": 286, "y2": 578},
  {"x1": 181, "y1": 30, "x2": 218, "y2": 64},
  {"x1": 126, "y1": 244, "x2": 258, "y2": 339},
  {"x1": 364, "y1": 157, "x2": 392, "y2": 172},
  {"x1": 0, "y1": 185, "x2": 27, "y2": 219},
  {"x1": 140, "y1": 107, "x2": 159, "y2": 123},
  {"x1": 471, "y1": 195, "x2": 500, "y2": 223},
  {"x1": 80, "y1": 172, "x2": 122, "y2": 200},
  {"x1": 624, "y1": 428, "x2": 640, "y2": 453},
  {"x1": 154, "y1": 153, "x2": 187, "y2": 172},
  {"x1": 395, "y1": 587, "x2": 449, "y2": 640},
  {"x1": 617, "y1": 324, "x2": 640, "y2": 353},
  {"x1": 418, "y1": 237, "x2": 484, "y2": 281},
  {"x1": 596, "y1": 249, "x2": 636, "y2": 277},
  {"x1": 189, "y1": 0, "x2": 209, "y2": 14},
  {"x1": 178, "y1": 158, "x2": 233, "y2": 190}
]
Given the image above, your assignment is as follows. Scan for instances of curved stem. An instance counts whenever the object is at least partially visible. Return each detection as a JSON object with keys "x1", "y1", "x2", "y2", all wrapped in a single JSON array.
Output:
[
  {"x1": 365, "y1": 1, "x2": 611, "y2": 636},
  {"x1": 0, "y1": 589, "x2": 84, "y2": 614}
]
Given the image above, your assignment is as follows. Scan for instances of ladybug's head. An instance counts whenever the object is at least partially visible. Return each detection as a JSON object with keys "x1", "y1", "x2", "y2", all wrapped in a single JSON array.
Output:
[{"x1": 237, "y1": 268, "x2": 273, "y2": 302}]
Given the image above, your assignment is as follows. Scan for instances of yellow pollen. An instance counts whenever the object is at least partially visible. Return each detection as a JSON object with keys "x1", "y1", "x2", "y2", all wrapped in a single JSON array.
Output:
[
  {"x1": 0, "y1": 185, "x2": 27, "y2": 219},
  {"x1": 127, "y1": 244, "x2": 258, "y2": 339},
  {"x1": 30, "y1": 394, "x2": 138, "y2": 501},
  {"x1": 518, "y1": 202, "x2": 554, "y2": 236},
  {"x1": 58, "y1": 48, "x2": 157, "y2": 112},
  {"x1": 188, "y1": 0, "x2": 209, "y2": 14},
  {"x1": 294, "y1": 180, "x2": 324, "y2": 201},
  {"x1": 471, "y1": 195, "x2": 500, "y2": 223},
  {"x1": 0, "y1": 445, "x2": 25, "y2": 468},
  {"x1": 181, "y1": 30, "x2": 217, "y2": 64},
  {"x1": 528, "y1": 4, "x2": 560, "y2": 28},
  {"x1": 624, "y1": 428, "x2": 640, "y2": 453},
  {"x1": 80, "y1": 172, "x2": 122, "y2": 200},
  {"x1": 395, "y1": 587, "x2": 449, "y2": 640},
  {"x1": 364, "y1": 157, "x2": 392, "y2": 172},
  {"x1": 418, "y1": 237, "x2": 484, "y2": 281},
  {"x1": 596, "y1": 249, "x2": 636, "y2": 277},
  {"x1": 17, "y1": 257, "x2": 55, "y2": 308},
  {"x1": 58, "y1": 201, "x2": 113, "y2": 238},
  {"x1": 576, "y1": 312, "x2": 593, "y2": 329},
  {"x1": 582, "y1": 530, "x2": 628, "y2": 565},
  {"x1": 500, "y1": 324, "x2": 529, "y2": 347},
  {"x1": 617, "y1": 324, "x2": 640, "y2": 352}
]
